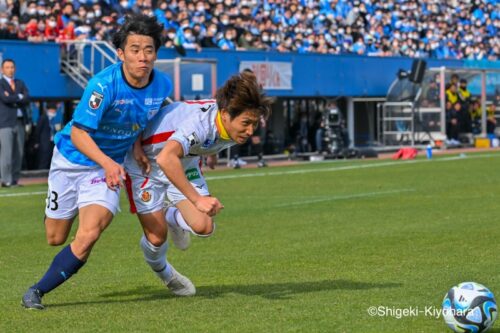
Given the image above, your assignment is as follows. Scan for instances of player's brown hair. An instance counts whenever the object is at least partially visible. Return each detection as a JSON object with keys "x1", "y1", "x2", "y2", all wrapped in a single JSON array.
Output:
[{"x1": 215, "y1": 71, "x2": 274, "y2": 120}]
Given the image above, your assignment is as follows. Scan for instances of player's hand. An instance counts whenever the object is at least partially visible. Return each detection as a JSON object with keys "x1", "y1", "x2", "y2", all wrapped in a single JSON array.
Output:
[
  {"x1": 206, "y1": 154, "x2": 217, "y2": 169},
  {"x1": 194, "y1": 196, "x2": 224, "y2": 216},
  {"x1": 133, "y1": 143, "x2": 151, "y2": 175},
  {"x1": 103, "y1": 160, "x2": 126, "y2": 191}
]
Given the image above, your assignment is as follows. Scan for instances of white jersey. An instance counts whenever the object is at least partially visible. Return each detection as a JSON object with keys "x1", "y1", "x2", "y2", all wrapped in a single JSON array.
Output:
[
  {"x1": 140, "y1": 99, "x2": 235, "y2": 162},
  {"x1": 124, "y1": 100, "x2": 235, "y2": 213}
]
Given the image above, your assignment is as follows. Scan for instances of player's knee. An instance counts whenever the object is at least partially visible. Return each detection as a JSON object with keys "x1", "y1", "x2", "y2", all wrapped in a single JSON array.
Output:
[
  {"x1": 146, "y1": 233, "x2": 166, "y2": 247},
  {"x1": 46, "y1": 234, "x2": 66, "y2": 246}
]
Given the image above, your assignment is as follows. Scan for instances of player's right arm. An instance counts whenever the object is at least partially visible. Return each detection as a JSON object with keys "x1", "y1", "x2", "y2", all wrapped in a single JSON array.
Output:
[
  {"x1": 156, "y1": 140, "x2": 223, "y2": 216},
  {"x1": 71, "y1": 127, "x2": 125, "y2": 190},
  {"x1": 71, "y1": 78, "x2": 124, "y2": 190}
]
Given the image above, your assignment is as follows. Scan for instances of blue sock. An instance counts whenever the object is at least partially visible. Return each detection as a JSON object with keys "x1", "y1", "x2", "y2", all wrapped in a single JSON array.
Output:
[{"x1": 33, "y1": 245, "x2": 85, "y2": 295}]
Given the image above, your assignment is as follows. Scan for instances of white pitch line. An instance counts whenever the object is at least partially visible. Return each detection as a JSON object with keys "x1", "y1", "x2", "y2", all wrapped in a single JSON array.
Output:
[
  {"x1": 1, "y1": 152, "x2": 499, "y2": 198},
  {"x1": 274, "y1": 188, "x2": 416, "y2": 208},
  {"x1": 0, "y1": 191, "x2": 46, "y2": 198},
  {"x1": 206, "y1": 153, "x2": 500, "y2": 181}
]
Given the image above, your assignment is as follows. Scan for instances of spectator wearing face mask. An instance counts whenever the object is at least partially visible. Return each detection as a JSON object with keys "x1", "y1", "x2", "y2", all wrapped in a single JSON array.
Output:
[
  {"x1": 238, "y1": 31, "x2": 257, "y2": 50},
  {"x1": 218, "y1": 13, "x2": 230, "y2": 30},
  {"x1": 20, "y1": 1, "x2": 38, "y2": 24},
  {"x1": 179, "y1": 27, "x2": 201, "y2": 52},
  {"x1": 36, "y1": 1, "x2": 47, "y2": 20},
  {"x1": 59, "y1": 3, "x2": 74, "y2": 27},
  {"x1": 74, "y1": 22, "x2": 91, "y2": 40},
  {"x1": 200, "y1": 23, "x2": 218, "y2": 48},
  {"x1": 44, "y1": 14, "x2": 59, "y2": 42},
  {"x1": 218, "y1": 27, "x2": 236, "y2": 50},
  {"x1": 163, "y1": 27, "x2": 177, "y2": 48}
]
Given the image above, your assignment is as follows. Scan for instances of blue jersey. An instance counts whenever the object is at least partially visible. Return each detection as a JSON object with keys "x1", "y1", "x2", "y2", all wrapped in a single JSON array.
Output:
[{"x1": 55, "y1": 62, "x2": 172, "y2": 166}]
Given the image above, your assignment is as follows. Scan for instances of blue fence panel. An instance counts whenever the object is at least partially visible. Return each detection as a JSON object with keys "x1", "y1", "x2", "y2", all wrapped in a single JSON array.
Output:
[{"x1": 0, "y1": 40, "x2": 471, "y2": 99}]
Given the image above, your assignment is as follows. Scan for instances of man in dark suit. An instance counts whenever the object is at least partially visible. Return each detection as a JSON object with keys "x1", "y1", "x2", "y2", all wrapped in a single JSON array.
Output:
[{"x1": 0, "y1": 58, "x2": 30, "y2": 187}]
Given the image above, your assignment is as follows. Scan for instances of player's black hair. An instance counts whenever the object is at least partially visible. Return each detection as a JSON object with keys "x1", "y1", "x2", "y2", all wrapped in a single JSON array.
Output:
[
  {"x1": 215, "y1": 71, "x2": 274, "y2": 121},
  {"x1": 112, "y1": 14, "x2": 164, "y2": 52}
]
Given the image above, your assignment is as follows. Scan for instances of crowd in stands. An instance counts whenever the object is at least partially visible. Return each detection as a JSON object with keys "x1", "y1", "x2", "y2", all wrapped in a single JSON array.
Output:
[{"x1": 0, "y1": 0, "x2": 498, "y2": 60}]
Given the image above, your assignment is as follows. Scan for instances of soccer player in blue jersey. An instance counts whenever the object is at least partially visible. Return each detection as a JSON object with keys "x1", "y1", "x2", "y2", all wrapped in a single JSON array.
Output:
[{"x1": 21, "y1": 14, "x2": 172, "y2": 310}]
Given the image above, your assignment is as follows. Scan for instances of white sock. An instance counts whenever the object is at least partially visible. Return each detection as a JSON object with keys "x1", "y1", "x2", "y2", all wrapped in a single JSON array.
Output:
[
  {"x1": 165, "y1": 207, "x2": 195, "y2": 234},
  {"x1": 140, "y1": 235, "x2": 173, "y2": 282}
]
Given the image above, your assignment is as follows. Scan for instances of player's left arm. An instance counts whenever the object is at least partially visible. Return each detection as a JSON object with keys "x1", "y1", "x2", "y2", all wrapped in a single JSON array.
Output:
[{"x1": 156, "y1": 141, "x2": 223, "y2": 216}]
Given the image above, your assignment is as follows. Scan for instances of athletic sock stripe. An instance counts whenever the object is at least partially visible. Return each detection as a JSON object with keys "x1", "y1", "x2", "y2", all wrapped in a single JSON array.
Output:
[{"x1": 153, "y1": 264, "x2": 167, "y2": 273}]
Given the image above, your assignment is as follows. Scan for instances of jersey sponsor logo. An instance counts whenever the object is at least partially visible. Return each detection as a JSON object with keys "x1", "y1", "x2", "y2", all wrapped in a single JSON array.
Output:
[
  {"x1": 187, "y1": 132, "x2": 200, "y2": 147},
  {"x1": 90, "y1": 176, "x2": 106, "y2": 185},
  {"x1": 100, "y1": 123, "x2": 141, "y2": 137},
  {"x1": 185, "y1": 168, "x2": 201, "y2": 181},
  {"x1": 89, "y1": 91, "x2": 104, "y2": 109},
  {"x1": 115, "y1": 99, "x2": 133, "y2": 105},
  {"x1": 140, "y1": 190, "x2": 152, "y2": 202},
  {"x1": 145, "y1": 97, "x2": 167, "y2": 106}
]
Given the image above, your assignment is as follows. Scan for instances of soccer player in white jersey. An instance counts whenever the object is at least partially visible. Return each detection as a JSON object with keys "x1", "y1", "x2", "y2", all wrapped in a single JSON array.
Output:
[
  {"x1": 21, "y1": 14, "x2": 173, "y2": 310},
  {"x1": 124, "y1": 71, "x2": 274, "y2": 294}
]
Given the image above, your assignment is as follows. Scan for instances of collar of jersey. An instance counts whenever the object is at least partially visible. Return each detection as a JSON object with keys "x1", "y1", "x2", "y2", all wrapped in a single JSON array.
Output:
[{"x1": 216, "y1": 111, "x2": 231, "y2": 140}]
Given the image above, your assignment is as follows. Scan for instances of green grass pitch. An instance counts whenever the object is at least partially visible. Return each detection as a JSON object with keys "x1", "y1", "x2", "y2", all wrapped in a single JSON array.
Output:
[{"x1": 1, "y1": 152, "x2": 500, "y2": 332}]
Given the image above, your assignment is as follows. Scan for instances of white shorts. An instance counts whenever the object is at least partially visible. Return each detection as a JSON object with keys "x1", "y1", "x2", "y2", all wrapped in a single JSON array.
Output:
[
  {"x1": 45, "y1": 147, "x2": 121, "y2": 219},
  {"x1": 124, "y1": 156, "x2": 209, "y2": 214}
]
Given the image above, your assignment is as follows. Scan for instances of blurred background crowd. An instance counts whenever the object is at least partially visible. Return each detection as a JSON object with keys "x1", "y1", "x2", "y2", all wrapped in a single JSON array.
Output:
[{"x1": 0, "y1": 0, "x2": 498, "y2": 60}]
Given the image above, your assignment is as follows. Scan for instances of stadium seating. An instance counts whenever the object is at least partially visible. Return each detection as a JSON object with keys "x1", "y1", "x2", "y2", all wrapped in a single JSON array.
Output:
[{"x1": 0, "y1": 0, "x2": 498, "y2": 60}]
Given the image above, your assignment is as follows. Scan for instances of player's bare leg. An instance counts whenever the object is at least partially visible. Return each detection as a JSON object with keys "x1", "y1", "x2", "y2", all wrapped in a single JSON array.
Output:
[
  {"x1": 22, "y1": 205, "x2": 114, "y2": 309},
  {"x1": 44, "y1": 217, "x2": 75, "y2": 246},
  {"x1": 70, "y1": 205, "x2": 114, "y2": 260}
]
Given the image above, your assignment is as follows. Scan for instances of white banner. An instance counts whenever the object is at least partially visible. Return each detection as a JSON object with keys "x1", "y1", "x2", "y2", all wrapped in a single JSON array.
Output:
[{"x1": 239, "y1": 61, "x2": 292, "y2": 90}]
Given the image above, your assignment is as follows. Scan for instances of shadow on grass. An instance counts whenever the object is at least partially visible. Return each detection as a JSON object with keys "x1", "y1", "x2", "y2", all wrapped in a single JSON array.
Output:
[{"x1": 49, "y1": 279, "x2": 401, "y2": 308}]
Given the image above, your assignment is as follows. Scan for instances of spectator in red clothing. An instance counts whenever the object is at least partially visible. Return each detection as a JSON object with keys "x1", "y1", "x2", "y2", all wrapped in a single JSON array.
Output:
[
  {"x1": 44, "y1": 15, "x2": 59, "y2": 42},
  {"x1": 25, "y1": 18, "x2": 44, "y2": 43},
  {"x1": 58, "y1": 21, "x2": 75, "y2": 42}
]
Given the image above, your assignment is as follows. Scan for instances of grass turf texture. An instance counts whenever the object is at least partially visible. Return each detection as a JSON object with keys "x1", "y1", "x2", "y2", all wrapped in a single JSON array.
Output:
[{"x1": 1, "y1": 152, "x2": 500, "y2": 333}]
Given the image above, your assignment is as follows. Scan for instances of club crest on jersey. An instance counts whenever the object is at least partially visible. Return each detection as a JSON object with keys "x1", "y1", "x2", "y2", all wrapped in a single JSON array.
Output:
[
  {"x1": 140, "y1": 190, "x2": 152, "y2": 202},
  {"x1": 89, "y1": 91, "x2": 104, "y2": 110}
]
